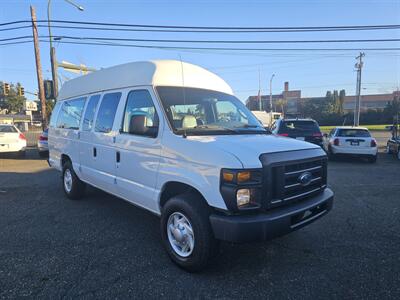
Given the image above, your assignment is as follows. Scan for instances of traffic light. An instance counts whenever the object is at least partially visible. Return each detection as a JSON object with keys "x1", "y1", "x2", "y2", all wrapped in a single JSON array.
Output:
[
  {"x1": 44, "y1": 80, "x2": 54, "y2": 100},
  {"x1": 3, "y1": 82, "x2": 10, "y2": 96},
  {"x1": 18, "y1": 86, "x2": 25, "y2": 96}
]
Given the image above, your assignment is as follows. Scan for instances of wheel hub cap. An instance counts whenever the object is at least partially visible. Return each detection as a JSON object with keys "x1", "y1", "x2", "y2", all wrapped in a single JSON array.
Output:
[
  {"x1": 64, "y1": 169, "x2": 72, "y2": 193},
  {"x1": 167, "y1": 212, "x2": 194, "y2": 257}
]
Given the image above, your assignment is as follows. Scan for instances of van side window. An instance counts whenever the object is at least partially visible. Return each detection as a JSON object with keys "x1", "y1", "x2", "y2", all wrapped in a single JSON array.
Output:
[
  {"x1": 56, "y1": 97, "x2": 86, "y2": 129},
  {"x1": 121, "y1": 90, "x2": 159, "y2": 138},
  {"x1": 82, "y1": 94, "x2": 101, "y2": 131},
  {"x1": 95, "y1": 92, "x2": 121, "y2": 133}
]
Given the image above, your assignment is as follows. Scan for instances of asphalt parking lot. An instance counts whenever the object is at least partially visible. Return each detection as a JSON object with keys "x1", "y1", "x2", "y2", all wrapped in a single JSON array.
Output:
[{"x1": 1, "y1": 149, "x2": 399, "y2": 299}]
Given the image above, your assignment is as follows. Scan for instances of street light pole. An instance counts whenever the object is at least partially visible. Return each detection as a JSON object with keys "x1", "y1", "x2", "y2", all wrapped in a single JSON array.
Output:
[
  {"x1": 47, "y1": 0, "x2": 84, "y2": 99},
  {"x1": 269, "y1": 74, "x2": 275, "y2": 127},
  {"x1": 354, "y1": 52, "x2": 365, "y2": 126}
]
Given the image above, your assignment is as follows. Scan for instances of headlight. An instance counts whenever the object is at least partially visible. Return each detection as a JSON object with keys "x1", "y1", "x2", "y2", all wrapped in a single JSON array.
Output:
[
  {"x1": 220, "y1": 168, "x2": 263, "y2": 211},
  {"x1": 236, "y1": 189, "x2": 251, "y2": 207}
]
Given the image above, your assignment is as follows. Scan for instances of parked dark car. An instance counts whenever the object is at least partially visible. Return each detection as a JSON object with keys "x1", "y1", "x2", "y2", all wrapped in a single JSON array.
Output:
[
  {"x1": 271, "y1": 118, "x2": 323, "y2": 147},
  {"x1": 386, "y1": 123, "x2": 400, "y2": 160}
]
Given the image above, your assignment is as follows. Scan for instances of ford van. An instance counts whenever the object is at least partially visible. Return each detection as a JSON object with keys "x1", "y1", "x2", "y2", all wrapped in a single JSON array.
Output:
[{"x1": 48, "y1": 60, "x2": 333, "y2": 271}]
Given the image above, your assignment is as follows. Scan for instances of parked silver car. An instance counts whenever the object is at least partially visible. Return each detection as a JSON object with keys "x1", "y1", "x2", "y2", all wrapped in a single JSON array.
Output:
[{"x1": 37, "y1": 129, "x2": 48, "y2": 158}]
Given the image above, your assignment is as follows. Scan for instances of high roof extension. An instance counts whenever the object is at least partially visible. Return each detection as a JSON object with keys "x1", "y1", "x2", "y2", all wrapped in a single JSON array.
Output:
[{"x1": 57, "y1": 60, "x2": 233, "y2": 100}]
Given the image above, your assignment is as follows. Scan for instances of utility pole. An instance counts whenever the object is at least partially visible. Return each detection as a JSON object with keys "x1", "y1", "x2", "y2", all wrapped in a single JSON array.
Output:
[
  {"x1": 48, "y1": 0, "x2": 59, "y2": 98},
  {"x1": 269, "y1": 74, "x2": 275, "y2": 127},
  {"x1": 30, "y1": 6, "x2": 47, "y2": 130},
  {"x1": 354, "y1": 52, "x2": 365, "y2": 126},
  {"x1": 258, "y1": 68, "x2": 262, "y2": 111}
]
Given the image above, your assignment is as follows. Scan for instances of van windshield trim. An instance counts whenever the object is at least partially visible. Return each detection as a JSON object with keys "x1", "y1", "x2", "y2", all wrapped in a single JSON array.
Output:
[{"x1": 156, "y1": 86, "x2": 266, "y2": 136}]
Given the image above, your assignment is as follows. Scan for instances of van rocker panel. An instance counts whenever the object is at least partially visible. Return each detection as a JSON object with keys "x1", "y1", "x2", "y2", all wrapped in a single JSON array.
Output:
[{"x1": 209, "y1": 188, "x2": 333, "y2": 242}]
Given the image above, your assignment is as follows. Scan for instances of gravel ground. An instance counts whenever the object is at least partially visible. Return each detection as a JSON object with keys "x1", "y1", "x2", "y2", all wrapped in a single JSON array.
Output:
[{"x1": 0, "y1": 149, "x2": 399, "y2": 299}]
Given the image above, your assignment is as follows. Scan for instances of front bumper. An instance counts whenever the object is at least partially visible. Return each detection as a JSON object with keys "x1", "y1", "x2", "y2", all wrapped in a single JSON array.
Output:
[{"x1": 210, "y1": 188, "x2": 333, "y2": 243}]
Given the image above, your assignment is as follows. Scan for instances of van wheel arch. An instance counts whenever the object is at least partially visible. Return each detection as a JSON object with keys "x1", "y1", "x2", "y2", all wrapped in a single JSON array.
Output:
[
  {"x1": 159, "y1": 181, "x2": 209, "y2": 210},
  {"x1": 61, "y1": 154, "x2": 71, "y2": 167}
]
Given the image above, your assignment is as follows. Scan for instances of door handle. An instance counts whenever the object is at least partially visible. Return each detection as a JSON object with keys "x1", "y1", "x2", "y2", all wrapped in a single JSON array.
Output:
[
  {"x1": 116, "y1": 151, "x2": 120, "y2": 163},
  {"x1": 93, "y1": 147, "x2": 97, "y2": 157}
]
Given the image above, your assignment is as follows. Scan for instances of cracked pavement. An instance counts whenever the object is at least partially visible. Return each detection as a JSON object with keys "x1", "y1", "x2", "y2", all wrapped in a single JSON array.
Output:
[{"x1": 0, "y1": 150, "x2": 399, "y2": 299}]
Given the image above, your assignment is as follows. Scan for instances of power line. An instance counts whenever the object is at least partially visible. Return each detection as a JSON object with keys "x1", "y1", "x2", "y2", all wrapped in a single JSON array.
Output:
[
  {"x1": 1, "y1": 38, "x2": 400, "y2": 52},
  {"x1": 1, "y1": 19, "x2": 400, "y2": 32},
  {"x1": 3, "y1": 35, "x2": 399, "y2": 45},
  {"x1": 49, "y1": 35, "x2": 400, "y2": 44}
]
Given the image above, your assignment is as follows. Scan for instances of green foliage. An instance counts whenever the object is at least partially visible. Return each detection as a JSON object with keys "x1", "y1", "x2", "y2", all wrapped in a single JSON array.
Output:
[
  {"x1": 384, "y1": 95, "x2": 400, "y2": 119},
  {"x1": 0, "y1": 81, "x2": 27, "y2": 113}
]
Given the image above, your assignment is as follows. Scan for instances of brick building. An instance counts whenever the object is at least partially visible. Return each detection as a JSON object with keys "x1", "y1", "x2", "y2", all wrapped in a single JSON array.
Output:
[
  {"x1": 245, "y1": 82, "x2": 301, "y2": 112},
  {"x1": 246, "y1": 82, "x2": 398, "y2": 115}
]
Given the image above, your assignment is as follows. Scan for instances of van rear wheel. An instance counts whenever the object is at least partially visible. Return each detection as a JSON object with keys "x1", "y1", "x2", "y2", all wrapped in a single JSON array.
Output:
[
  {"x1": 160, "y1": 194, "x2": 219, "y2": 272},
  {"x1": 62, "y1": 160, "x2": 86, "y2": 200}
]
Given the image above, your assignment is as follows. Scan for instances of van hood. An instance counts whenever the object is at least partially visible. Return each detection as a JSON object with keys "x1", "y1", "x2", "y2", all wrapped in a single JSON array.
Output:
[{"x1": 187, "y1": 134, "x2": 320, "y2": 168}]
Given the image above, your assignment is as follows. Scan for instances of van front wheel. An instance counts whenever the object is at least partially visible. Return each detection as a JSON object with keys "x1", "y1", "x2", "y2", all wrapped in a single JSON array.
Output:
[
  {"x1": 161, "y1": 194, "x2": 219, "y2": 272},
  {"x1": 62, "y1": 160, "x2": 86, "y2": 200}
]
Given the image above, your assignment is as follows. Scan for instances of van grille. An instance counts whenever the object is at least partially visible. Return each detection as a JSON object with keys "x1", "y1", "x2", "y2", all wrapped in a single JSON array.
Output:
[{"x1": 260, "y1": 150, "x2": 327, "y2": 209}]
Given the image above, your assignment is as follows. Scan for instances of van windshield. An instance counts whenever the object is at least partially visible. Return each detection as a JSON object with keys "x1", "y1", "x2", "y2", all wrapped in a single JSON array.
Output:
[{"x1": 156, "y1": 86, "x2": 265, "y2": 135}]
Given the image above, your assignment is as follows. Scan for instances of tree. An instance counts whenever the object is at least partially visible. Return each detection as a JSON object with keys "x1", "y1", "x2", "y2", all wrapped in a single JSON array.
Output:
[
  {"x1": 275, "y1": 99, "x2": 287, "y2": 115},
  {"x1": 0, "y1": 81, "x2": 26, "y2": 113},
  {"x1": 384, "y1": 95, "x2": 400, "y2": 119}
]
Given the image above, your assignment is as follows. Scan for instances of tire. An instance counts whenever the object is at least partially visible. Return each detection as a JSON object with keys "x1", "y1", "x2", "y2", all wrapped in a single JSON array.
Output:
[
  {"x1": 386, "y1": 144, "x2": 392, "y2": 154},
  {"x1": 328, "y1": 146, "x2": 335, "y2": 161},
  {"x1": 62, "y1": 160, "x2": 86, "y2": 200},
  {"x1": 368, "y1": 155, "x2": 377, "y2": 163},
  {"x1": 17, "y1": 150, "x2": 26, "y2": 158},
  {"x1": 160, "y1": 193, "x2": 219, "y2": 272}
]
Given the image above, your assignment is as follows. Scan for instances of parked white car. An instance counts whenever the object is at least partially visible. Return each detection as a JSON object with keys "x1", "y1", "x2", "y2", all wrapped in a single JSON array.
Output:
[
  {"x1": 49, "y1": 60, "x2": 334, "y2": 271},
  {"x1": 323, "y1": 126, "x2": 378, "y2": 163},
  {"x1": 0, "y1": 124, "x2": 27, "y2": 157}
]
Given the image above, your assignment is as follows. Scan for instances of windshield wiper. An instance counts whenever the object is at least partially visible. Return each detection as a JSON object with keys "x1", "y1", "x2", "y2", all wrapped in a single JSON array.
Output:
[
  {"x1": 234, "y1": 124, "x2": 263, "y2": 129},
  {"x1": 192, "y1": 125, "x2": 237, "y2": 132}
]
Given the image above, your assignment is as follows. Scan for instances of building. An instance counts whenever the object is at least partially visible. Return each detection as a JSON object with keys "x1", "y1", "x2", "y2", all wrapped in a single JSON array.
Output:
[
  {"x1": 0, "y1": 114, "x2": 31, "y2": 131},
  {"x1": 342, "y1": 93, "x2": 397, "y2": 112},
  {"x1": 245, "y1": 82, "x2": 301, "y2": 112},
  {"x1": 246, "y1": 82, "x2": 398, "y2": 115}
]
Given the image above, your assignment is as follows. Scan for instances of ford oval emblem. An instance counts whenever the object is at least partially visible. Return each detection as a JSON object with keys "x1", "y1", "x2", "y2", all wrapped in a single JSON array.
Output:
[{"x1": 298, "y1": 171, "x2": 313, "y2": 186}]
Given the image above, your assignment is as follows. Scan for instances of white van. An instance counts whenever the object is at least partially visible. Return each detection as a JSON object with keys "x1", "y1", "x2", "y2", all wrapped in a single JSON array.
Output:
[{"x1": 48, "y1": 60, "x2": 333, "y2": 271}]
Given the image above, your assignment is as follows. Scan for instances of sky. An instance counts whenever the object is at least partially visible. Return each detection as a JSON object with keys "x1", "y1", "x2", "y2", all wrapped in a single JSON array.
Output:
[{"x1": 1, "y1": 0, "x2": 399, "y2": 102}]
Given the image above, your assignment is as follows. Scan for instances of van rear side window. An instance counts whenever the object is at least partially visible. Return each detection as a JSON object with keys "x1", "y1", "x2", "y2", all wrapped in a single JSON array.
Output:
[
  {"x1": 82, "y1": 95, "x2": 101, "y2": 131},
  {"x1": 56, "y1": 97, "x2": 86, "y2": 129},
  {"x1": 95, "y1": 92, "x2": 121, "y2": 133}
]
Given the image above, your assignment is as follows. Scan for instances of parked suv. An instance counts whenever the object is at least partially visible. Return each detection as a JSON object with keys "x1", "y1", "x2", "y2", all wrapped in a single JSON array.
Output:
[
  {"x1": 272, "y1": 118, "x2": 323, "y2": 147},
  {"x1": 49, "y1": 60, "x2": 334, "y2": 271}
]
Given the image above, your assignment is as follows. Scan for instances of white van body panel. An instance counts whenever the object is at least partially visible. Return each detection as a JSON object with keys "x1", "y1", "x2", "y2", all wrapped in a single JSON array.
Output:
[
  {"x1": 184, "y1": 134, "x2": 319, "y2": 169},
  {"x1": 156, "y1": 130, "x2": 244, "y2": 212},
  {"x1": 57, "y1": 60, "x2": 233, "y2": 101},
  {"x1": 49, "y1": 59, "x2": 319, "y2": 216}
]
